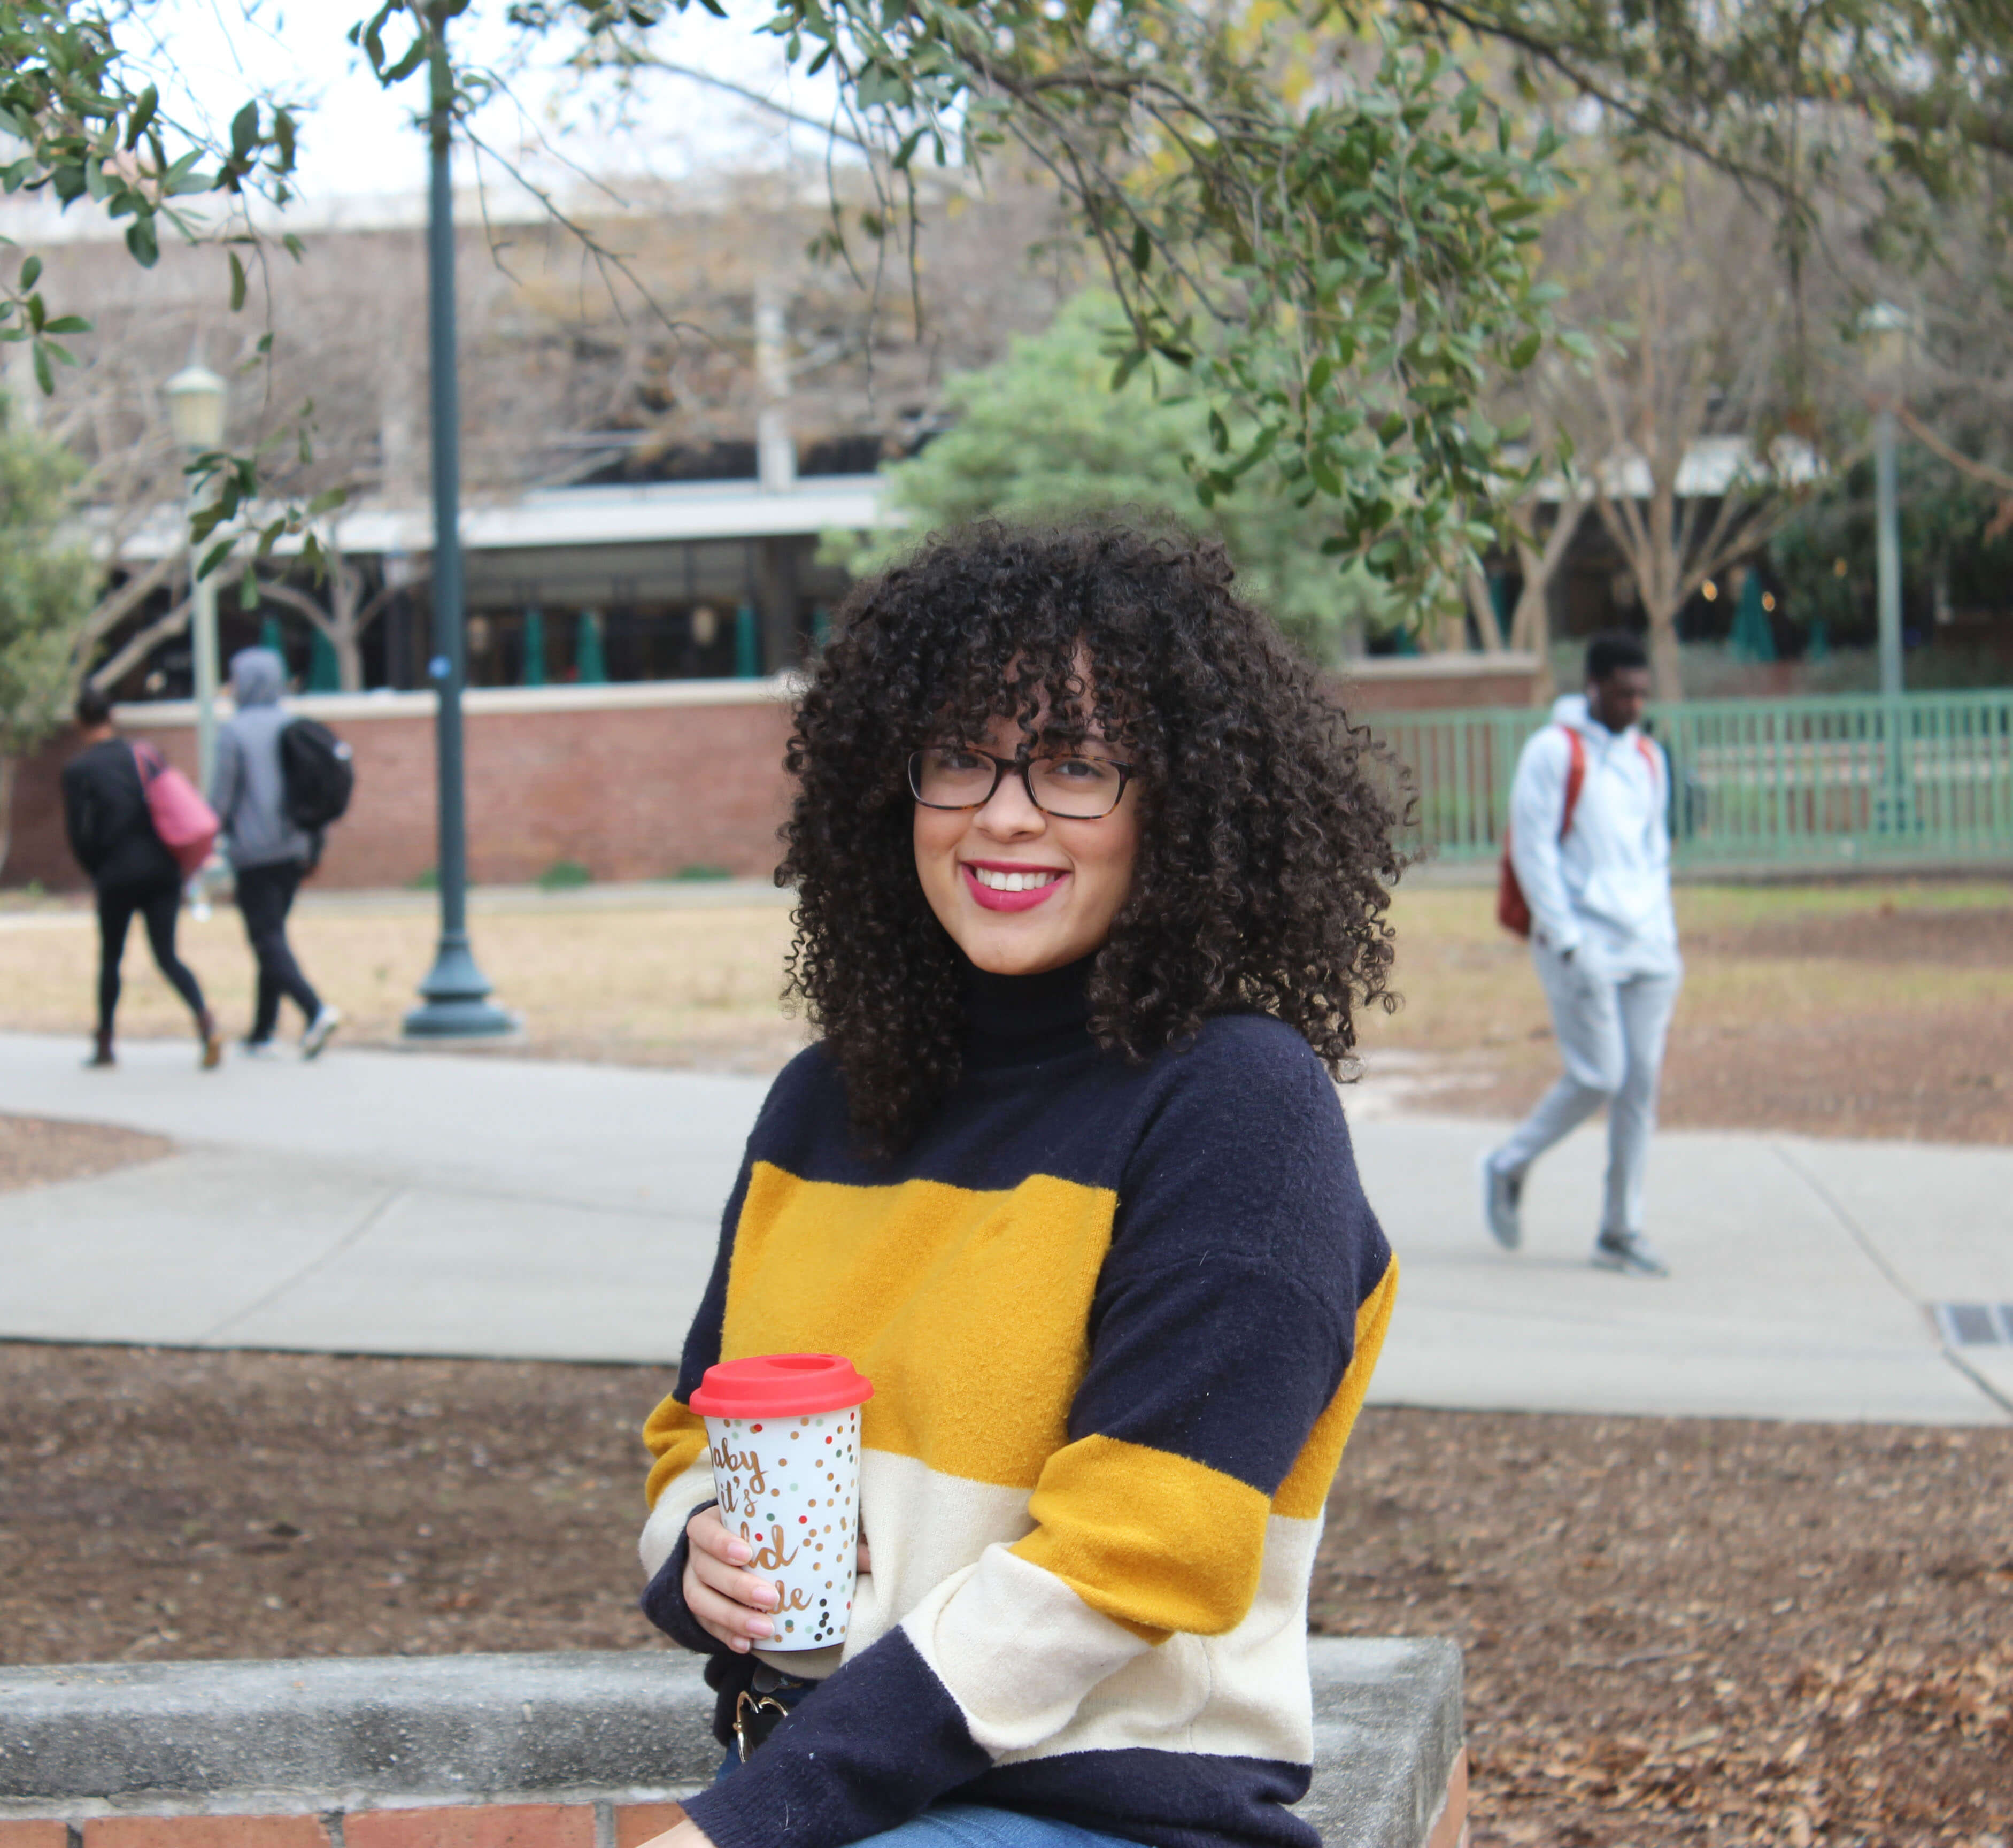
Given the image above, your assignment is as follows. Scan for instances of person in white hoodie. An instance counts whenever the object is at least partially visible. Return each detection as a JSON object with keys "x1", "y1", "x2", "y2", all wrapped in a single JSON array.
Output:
[{"x1": 1483, "y1": 631, "x2": 1679, "y2": 1277}]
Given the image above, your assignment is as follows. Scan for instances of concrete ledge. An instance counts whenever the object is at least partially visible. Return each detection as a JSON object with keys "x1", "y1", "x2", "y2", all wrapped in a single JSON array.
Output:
[{"x1": 0, "y1": 1638, "x2": 1463, "y2": 1848}]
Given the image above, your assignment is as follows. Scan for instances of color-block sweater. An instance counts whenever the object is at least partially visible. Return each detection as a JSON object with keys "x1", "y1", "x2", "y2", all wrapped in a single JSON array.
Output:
[{"x1": 638, "y1": 956, "x2": 1397, "y2": 1848}]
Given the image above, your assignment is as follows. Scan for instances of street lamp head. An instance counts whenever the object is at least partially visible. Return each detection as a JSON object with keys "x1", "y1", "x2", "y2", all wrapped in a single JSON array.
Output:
[
  {"x1": 164, "y1": 360, "x2": 228, "y2": 452},
  {"x1": 1859, "y1": 302, "x2": 1916, "y2": 380}
]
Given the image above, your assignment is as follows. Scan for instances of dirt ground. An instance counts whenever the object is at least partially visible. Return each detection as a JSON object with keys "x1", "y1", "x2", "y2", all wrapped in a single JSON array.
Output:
[
  {"x1": 0, "y1": 1113, "x2": 170, "y2": 1190},
  {"x1": 1, "y1": 879, "x2": 2004, "y2": 1142},
  {"x1": 1, "y1": 1343, "x2": 2004, "y2": 1847}
]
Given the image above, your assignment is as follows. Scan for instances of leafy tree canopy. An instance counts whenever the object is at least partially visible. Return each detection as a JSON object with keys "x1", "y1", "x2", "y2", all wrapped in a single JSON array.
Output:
[
  {"x1": 827, "y1": 291, "x2": 1397, "y2": 661},
  {"x1": 9, "y1": 0, "x2": 1568, "y2": 612}
]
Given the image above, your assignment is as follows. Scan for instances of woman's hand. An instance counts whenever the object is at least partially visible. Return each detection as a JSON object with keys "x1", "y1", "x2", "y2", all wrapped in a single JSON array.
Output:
[{"x1": 684, "y1": 1506, "x2": 871, "y2": 1653}]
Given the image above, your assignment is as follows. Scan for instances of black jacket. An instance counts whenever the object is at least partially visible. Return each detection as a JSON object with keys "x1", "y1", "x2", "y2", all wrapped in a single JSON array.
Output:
[{"x1": 61, "y1": 739, "x2": 180, "y2": 893}]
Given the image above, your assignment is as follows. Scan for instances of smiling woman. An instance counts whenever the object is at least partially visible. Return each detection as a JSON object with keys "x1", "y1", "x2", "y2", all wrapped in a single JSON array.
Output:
[{"x1": 633, "y1": 515, "x2": 1406, "y2": 1848}]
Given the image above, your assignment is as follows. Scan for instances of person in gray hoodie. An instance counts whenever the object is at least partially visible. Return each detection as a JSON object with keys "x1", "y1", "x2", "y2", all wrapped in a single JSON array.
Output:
[{"x1": 210, "y1": 648, "x2": 340, "y2": 1058}]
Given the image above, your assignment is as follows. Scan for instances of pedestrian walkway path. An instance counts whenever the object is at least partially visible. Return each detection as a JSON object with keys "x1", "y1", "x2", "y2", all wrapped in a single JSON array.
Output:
[{"x1": 0, "y1": 1032, "x2": 2004, "y2": 1423}]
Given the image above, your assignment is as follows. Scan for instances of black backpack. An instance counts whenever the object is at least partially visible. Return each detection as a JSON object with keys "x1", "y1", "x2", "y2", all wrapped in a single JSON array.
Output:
[{"x1": 279, "y1": 718, "x2": 356, "y2": 831}]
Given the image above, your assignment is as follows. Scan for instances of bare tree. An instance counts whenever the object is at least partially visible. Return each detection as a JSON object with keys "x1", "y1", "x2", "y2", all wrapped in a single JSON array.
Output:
[
  {"x1": 1544, "y1": 161, "x2": 1818, "y2": 699},
  {"x1": 256, "y1": 543, "x2": 418, "y2": 692}
]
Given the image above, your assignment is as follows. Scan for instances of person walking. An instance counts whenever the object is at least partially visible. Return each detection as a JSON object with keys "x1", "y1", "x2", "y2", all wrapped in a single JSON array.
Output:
[
  {"x1": 1483, "y1": 630, "x2": 1680, "y2": 1277},
  {"x1": 210, "y1": 647, "x2": 341, "y2": 1059},
  {"x1": 60, "y1": 686, "x2": 223, "y2": 1070}
]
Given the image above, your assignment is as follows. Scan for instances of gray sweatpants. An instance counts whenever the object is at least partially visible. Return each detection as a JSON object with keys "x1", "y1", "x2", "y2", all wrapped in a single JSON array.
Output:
[{"x1": 1493, "y1": 943, "x2": 1683, "y2": 1237}]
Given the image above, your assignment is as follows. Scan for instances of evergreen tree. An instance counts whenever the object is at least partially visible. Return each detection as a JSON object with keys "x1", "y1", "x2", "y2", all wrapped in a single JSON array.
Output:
[
  {"x1": 831, "y1": 294, "x2": 1397, "y2": 663},
  {"x1": 0, "y1": 396, "x2": 95, "y2": 875}
]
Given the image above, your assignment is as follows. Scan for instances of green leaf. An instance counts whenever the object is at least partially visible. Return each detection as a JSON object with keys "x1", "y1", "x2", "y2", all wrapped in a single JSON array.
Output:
[
  {"x1": 125, "y1": 216, "x2": 159, "y2": 267},
  {"x1": 229, "y1": 251, "x2": 248, "y2": 312},
  {"x1": 230, "y1": 101, "x2": 260, "y2": 161},
  {"x1": 199, "y1": 538, "x2": 237, "y2": 579},
  {"x1": 18, "y1": 255, "x2": 40, "y2": 291},
  {"x1": 125, "y1": 85, "x2": 159, "y2": 151},
  {"x1": 31, "y1": 341, "x2": 53, "y2": 396},
  {"x1": 1508, "y1": 329, "x2": 1542, "y2": 370}
]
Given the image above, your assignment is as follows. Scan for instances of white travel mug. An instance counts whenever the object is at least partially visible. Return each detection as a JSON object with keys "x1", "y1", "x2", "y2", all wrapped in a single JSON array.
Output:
[{"x1": 690, "y1": 1353, "x2": 874, "y2": 1651}]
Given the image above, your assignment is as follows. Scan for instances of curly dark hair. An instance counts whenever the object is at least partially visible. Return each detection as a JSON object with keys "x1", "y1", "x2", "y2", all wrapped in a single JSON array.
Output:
[{"x1": 780, "y1": 517, "x2": 1404, "y2": 1152}]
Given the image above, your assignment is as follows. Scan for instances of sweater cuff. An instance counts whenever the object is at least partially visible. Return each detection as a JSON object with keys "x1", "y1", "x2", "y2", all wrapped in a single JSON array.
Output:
[
  {"x1": 639, "y1": 1499, "x2": 728, "y2": 1657},
  {"x1": 682, "y1": 1627, "x2": 990, "y2": 1848}
]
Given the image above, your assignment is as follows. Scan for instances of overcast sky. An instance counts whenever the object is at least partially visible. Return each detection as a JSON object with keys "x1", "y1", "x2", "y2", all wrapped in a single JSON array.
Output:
[{"x1": 123, "y1": 0, "x2": 850, "y2": 212}]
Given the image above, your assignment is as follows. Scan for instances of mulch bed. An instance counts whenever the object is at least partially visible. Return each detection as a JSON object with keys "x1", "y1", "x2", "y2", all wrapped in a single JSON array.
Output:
[
  {"x1": 3, "y1": 1344, "x2": 2006, "y2": 1847},
  {"x1": 0, "y1": 1114, "x2": 173, "y2": 1193}
]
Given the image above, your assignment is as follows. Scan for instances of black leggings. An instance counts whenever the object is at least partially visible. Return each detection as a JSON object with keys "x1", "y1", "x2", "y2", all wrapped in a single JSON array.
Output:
[
  {"x1": 97, "y1": 881, "x2": 206, "y2": 1036},
  {"x1": 234, "y1": 860, "x2": 321, "y2": 1041}
]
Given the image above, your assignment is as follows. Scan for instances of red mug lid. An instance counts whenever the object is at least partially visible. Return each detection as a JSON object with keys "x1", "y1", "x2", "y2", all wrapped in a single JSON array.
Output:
[{"x1": 689, "y1": 1353, "x2": 874, "y2": 1419}]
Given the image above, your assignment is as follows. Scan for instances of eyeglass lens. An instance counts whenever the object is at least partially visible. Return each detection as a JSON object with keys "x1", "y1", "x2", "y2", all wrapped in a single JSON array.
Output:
[{"x1": 911, "y1": 748, "x2": 1124, "y2": 818}]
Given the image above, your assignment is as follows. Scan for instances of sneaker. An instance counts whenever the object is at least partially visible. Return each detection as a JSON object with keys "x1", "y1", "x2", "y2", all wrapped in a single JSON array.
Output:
[
  {"x1": 1481, "y1": 1153, "x2": 1524, "y2": 1250},
  {"x1": 239, "y1": 1037, "x2": 282, "y2": 1060},
  {"x1": 1593, "y1": 1230, "x2": 1670, "y2": 1278},
  {"x1": 299, "y1": 1006, "x2": 342, "y2": 1061}
]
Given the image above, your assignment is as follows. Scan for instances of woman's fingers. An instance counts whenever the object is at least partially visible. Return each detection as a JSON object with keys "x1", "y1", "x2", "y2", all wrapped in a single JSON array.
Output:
[
  {"x1": 684, "y1": 1574, "x2": 774, "y2": 1652},
  {"x1": 687, "y1": 1506, "x2": 752, "y2": 1566},
  {"x1": 857, "y1": 1538, "x2": 872, "y2": 1574},
  {"x1": 682, "y1": 1507, "x2": 781, "y2": 1651}
]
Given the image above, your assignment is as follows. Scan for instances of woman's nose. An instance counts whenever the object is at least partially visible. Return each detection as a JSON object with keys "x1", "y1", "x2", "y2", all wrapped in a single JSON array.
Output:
[{"x1": 976, "y1": 767, "x2": 1044, "y2": 835}]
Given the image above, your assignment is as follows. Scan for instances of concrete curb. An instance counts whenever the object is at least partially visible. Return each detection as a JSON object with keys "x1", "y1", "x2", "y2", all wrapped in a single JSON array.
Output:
[{"x1": 0, "y1": 1639, "x2": 1463, "y2": 1848}]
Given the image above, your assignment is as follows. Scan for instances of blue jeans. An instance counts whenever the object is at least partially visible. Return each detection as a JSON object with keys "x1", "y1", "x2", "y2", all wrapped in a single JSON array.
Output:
[{"x1": 716, "y1": 1701, "x2": 1136, "y2": 1848}]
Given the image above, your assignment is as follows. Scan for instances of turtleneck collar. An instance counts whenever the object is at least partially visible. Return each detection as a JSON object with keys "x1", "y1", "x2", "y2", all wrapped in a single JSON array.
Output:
[{"x1": 960, "y1": 948, "x2": 1097, "y2": 1071}]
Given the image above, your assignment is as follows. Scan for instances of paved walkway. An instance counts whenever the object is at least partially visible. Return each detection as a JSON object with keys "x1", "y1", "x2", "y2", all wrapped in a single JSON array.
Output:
[{"x1": 0, "y1": 1032, "x2": 2006, "y2": 1424}]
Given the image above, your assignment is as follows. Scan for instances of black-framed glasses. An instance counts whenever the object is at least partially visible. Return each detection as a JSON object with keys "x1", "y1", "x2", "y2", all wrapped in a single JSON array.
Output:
[{"x1": 907, "y1": 746, "x2": 1137, "y2": 820}]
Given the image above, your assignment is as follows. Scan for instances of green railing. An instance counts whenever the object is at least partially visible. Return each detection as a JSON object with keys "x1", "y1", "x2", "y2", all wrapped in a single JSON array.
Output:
[{"x1": 1369, "y1": 691, "x2": 2013, "y2": 870}]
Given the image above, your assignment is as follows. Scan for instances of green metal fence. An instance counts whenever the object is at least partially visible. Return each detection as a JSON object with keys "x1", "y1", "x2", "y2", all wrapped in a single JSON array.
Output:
[{"x1": 1369, "y1": 690, "x2": 2013, "y2": 871}]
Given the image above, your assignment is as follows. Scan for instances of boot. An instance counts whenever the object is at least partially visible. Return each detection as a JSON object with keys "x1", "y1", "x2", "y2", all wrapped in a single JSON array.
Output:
[
  {"x1": 86, "y1": 1029, "x2": 115, "y2": 1069},
  {"x1": 197, "y1": 1008, "x2": 225, "y2": 1072}
]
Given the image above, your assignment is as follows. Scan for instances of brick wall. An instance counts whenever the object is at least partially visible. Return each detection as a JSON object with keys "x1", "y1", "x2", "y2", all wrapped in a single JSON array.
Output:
[
  {"x1": 0, "y1": 1799, "x2": 691, "y2": 1846},
  {"x1": 4, "y1": 683, "x2": 798, "y2": 895},
  {"x1": 1336, "y1": 654, "x2": 1542, "y2": 712}
]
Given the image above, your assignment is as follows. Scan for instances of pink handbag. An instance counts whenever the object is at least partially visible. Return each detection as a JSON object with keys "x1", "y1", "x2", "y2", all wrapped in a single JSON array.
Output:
[{"x1": 133, "y1": 742, "x2": 220, "y2": 875}]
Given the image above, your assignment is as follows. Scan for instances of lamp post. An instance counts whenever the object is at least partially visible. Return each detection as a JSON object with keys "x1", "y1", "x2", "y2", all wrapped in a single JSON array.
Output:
[
  {"x1": 163, "y1": 358, "x2": 227, "y2": 792},
  {"x1": 1862, "y1": 303, "x2": 1913, "y2": 701},
  {"x1": 402, "y1": 2, "x2": 514, "y2": 1039},
  {"x1": 1862, "y1": 303, "x2": 1915, "y2": 833}
]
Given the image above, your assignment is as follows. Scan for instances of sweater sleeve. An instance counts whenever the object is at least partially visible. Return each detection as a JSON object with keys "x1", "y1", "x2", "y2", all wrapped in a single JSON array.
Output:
[
  {"x1": 683, "y1": 1022, "x2": 1395, "y2": 1848},
  {"x1": 1508, "y1": 726, "x2": 1580, "y2": 953}
]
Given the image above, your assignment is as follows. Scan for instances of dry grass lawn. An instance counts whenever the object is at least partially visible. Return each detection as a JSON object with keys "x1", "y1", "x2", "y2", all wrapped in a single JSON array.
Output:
[
  {"x1": 2, "y1": 877, "x2": 2006, "y2": 1139},
  {"x1": 0, "y1": 901, "x2": 808, "y2": 1072}
]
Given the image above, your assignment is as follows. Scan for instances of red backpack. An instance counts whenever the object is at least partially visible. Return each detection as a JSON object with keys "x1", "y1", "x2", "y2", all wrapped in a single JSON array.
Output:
[{"x1": 1497, "y1": 727, "x2": 1658, "y2": 936}]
